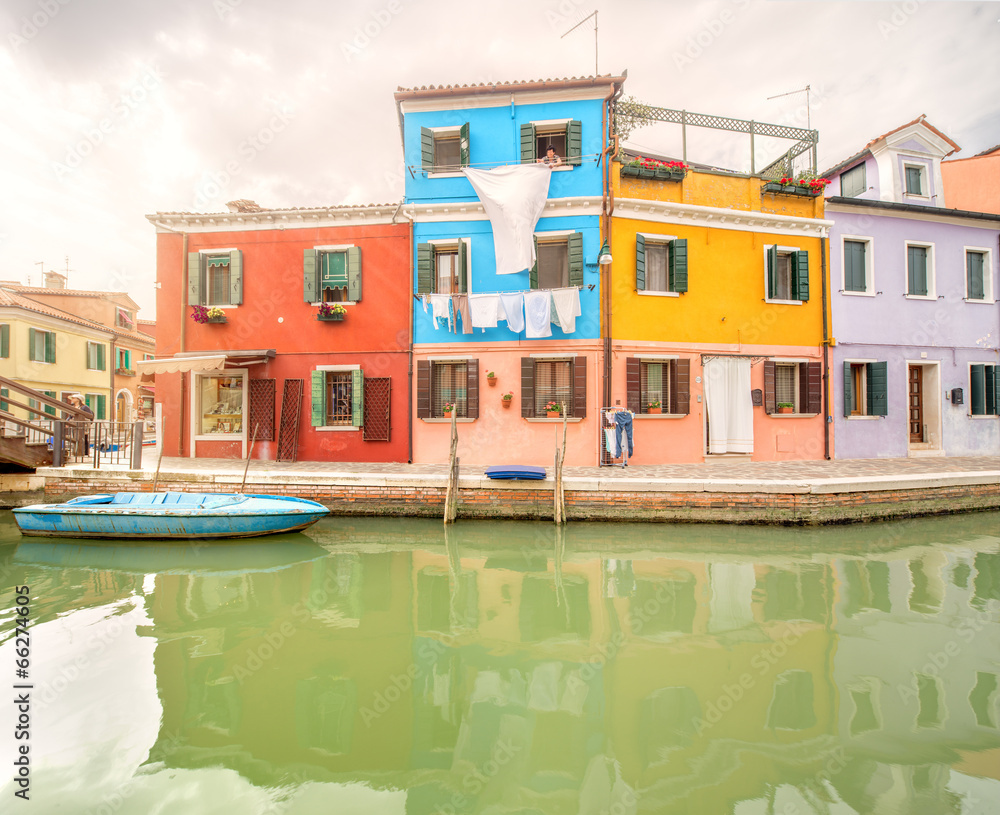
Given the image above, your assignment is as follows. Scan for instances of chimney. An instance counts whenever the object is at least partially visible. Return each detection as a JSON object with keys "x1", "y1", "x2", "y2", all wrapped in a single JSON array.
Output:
[
  {"x1": 226, "y1": 199, "x2": 264, "y2": 213},
  {"x1": 44, "y1": 271, "x2": 67, "y2": 289}
]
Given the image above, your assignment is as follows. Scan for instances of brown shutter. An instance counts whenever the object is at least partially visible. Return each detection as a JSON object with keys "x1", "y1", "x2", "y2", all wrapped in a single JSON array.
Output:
[
  {"x1": 763, "y1": 360, "x2": 776, "y2": 414},
  {"x1": 466, "y1": 359, "x2": 479, "y2": 419},
  {"x1": 626, "y1": 357, "x2": 641, "y2": 413},
  {"x1": 521, "y1": 357, "x2": 535, "y2": 417},
  {"x1": 573, "y1": 356, "x2": 587, "y2": 419},
  {"x1": 804, "y1": 361, "x2": 822, "y2": 414},
  {"x1": 675, "y1": 359, "x2": 691, "y2": 415},
  {"x1": 417, "y1": 360, "x2": 430, "y2": 419}
]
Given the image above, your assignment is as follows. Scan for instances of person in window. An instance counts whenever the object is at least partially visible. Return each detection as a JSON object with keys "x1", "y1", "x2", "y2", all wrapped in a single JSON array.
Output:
[
  {"x1": 64, "y1": 393, "x2": 94, "y2": 457},
  {"x1": 537, "y1": 145, "x2": 562, "y2": 166}
]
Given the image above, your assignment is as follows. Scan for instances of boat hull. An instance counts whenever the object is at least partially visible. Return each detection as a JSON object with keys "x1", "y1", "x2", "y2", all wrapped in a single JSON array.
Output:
[{"x1": 13, "y1": 492, "x2": 330, "y2": 540}]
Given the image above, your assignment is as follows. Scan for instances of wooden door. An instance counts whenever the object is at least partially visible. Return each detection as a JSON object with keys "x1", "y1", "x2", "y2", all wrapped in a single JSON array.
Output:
[{"x1": 908, "y1": 366, "x2": 923, "y2": 442}]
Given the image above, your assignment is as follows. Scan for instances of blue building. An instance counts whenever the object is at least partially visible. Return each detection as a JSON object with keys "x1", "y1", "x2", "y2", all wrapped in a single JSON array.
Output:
[{"x1": 395, "y1": 75, "x2": 625, "y2": 466}]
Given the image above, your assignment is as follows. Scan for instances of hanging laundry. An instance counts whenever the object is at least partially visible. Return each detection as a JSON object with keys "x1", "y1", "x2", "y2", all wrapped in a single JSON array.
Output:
[
  {"x1": 604, "y1": 427, "x2": 620, "y2": 458},
  {"x1": 499, "y1": 291, "x2": 525, "y2": 333},
  {"x1": 550, "y1": 287, "x2": 582, "y2": 334},
  {"x1": 428, "y1": 293, "x2": 452, "y2": 330},
  {"x1": 523, "y1": 290, "x2": 553, "y2": 338},
  {"x1": 463, "y1": 165, "x2": 552, "y2": 274},
  {"x1": 468, "y1": 293, "x2": 502, "y2": 329},
  {"x1": 452, "y1": 294, "x2": 474, "y2": 334},
  {"x1": 421, "y1": 294, "x2": 430, "y2": 314},
  {"x1": 614, "y1": 411, "x2": 634, "y2": 459}
]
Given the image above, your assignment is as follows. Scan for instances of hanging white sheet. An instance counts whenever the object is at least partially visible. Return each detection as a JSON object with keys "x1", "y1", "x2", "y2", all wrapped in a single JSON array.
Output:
[
  {"x1": 523, "y1": 290, "x2": 553, "y2": 338},
  {"x1": 703, "y1": 357, "x2": 753, "y2": 454},
  {"x1": 463, "y1": 164, "x2": 552, "y2": 275},
  {"x1": 499, "y1": 292, "x2": 524, "y2": 333},
  {"x1": 468, "y1": 293, "x2": 501, "y2": 329},
  {"x1": 550, "y1": 287, "x2": 581, "y2": 334}
]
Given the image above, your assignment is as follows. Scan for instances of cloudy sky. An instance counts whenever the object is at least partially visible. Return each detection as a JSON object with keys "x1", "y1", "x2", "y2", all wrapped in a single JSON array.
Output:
[{"x1": 1, "y1": 0, "x2": 996, "y2": 318}]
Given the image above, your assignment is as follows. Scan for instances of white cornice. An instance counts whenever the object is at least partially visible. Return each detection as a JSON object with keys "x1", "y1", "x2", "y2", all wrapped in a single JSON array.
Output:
[
  {"x1": 399, "y1": 85, "x2": 611, "y2": 114},
  {"x1": 613, "y1": 198, "x2": 832, "y2": 238},
  {"x1": 147, "y1": 206, "x2": 402, "y2": 233},
  {"x1": 406, "y1": 196, "x2": 601, "y2": 223},
  {"x1": 825, "y1": 201, "x2": 1000, "y2": 230}
]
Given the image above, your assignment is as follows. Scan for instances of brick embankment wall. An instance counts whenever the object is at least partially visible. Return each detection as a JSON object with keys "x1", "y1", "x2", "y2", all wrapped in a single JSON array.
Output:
[{"x1": 29, "y1": 472, "x2": 1000, "y2": 525}]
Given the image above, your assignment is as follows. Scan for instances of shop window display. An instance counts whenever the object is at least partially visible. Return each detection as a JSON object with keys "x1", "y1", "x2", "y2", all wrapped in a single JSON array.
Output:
[{"x1": 200, "y1": 376, "x2": 243, "y2": 434}]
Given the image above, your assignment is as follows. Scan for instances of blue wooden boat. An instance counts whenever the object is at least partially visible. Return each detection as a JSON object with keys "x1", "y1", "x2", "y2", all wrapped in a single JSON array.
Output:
[{"x1": 13, "y1": 492, "x2": 330, "y2": 540}]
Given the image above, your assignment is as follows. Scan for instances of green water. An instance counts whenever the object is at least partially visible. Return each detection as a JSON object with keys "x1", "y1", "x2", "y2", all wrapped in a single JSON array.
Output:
[{"x1": 1, "y1": 512, "x2": 998, "y2": 814}]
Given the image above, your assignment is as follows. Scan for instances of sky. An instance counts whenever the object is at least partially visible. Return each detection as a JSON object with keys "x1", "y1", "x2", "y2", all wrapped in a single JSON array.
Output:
[{"x1": 0, "y1": 0, "x2": 996, "y2": 319}]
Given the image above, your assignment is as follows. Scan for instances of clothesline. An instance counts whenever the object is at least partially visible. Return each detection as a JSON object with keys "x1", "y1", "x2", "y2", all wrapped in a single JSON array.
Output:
[
  {"x1": 420, "y1": 287, "x2": 582, "y2": 338},
  {"x1": 411, "y1": 284, "x2": 593, "y2": 300}
]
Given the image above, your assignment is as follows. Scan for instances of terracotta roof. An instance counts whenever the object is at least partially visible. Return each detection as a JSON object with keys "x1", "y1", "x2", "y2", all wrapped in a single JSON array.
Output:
[
  {"x1": 394, "y1": 74, "x2": 627, "y2": 99},
  {"x1": 0, "y1": 287, "x2": 153, "y2": 347},
  {"x1": 148, "y1": 202, "x2": 401, "y2": 218},
  {"x1": 863, "y1": 113, "x2": 960, "y2": 156},
  {"x1": 974, "y1": 144, "x2": 1000, "y2": 158},
  {"x1": 3, "y1": 284, "x2": 140, "y2": 311}
]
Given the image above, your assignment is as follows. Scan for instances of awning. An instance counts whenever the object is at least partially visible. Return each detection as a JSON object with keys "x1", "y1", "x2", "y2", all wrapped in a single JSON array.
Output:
[{"x1": 136, "y1": 349, "x2": 275, "y2": 375}]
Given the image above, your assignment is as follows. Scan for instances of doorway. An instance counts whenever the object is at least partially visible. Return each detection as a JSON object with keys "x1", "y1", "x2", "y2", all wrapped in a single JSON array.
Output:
[
  {"x1": 907, "y1": 362, "x2": 941, "y2": 454},
  {"x1": 908, "y1": 366, "x2": 923, "y2": 443}
]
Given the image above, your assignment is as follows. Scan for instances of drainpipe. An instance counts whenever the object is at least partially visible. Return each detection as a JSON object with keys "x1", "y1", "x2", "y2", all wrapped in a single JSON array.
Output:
[
  {"x1": 395, "y1": 201, "x2": 415, "y2": 463},
  {"x1": 151, "y1": 220, "x2": 188, "y2": 456},
  {"x1": 821, "y1": 234, "x2": 831, "y2": 460},
  {"x1": 601, "y1": 79, "x2": 624, "y2": 410}
]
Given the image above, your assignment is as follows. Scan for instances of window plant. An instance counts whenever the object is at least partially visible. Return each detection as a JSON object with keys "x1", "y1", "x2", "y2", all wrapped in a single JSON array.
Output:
[
  {"x1": 486, "y1": 370, "x2": 497, "y2": 386},
  {"x1": 191, "y1": 305, "x2": 226, "y2": 324},
  {"x1": 766, "y1": 175, "x2": 831, "y2": 196},
  {"x1": 544, "y1": 401, "x2": 561, "y2": 416},
  {"x1": 318, "y1": 302, "x2": 347, "y2": 319},
  {"x1": 442, "y1": 402, "x2": 455, "y2": 415},
  {"x1": 502, "y1": 391, "x2": 513, "y2": 408},
  {"x1": 647, "y1": 400, "x2": 662, "y2": 414},
  {"x1": 776, "y1": 402, "x2": 795, "y2": 414}
]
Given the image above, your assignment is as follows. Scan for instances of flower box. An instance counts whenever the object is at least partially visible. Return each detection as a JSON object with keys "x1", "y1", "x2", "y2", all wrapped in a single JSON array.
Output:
[
  {"x1": 546, "y1": 411, "x2": 560, "y2": 418},
  {"x1": 621, "y1": 165, "x2": 685, "y2": 182},
  {"x1": 762, "y1": 181, "x2": 823, "y2": 197},
  {"x1": 317, "y1": 312, "x2": 345, "y2": 321},
  {"x1": 206, "y1": 315, "x2": 227, "y2": 324},
  {"x1": 648, "y1": 406, "x2": 662, "y2": 414}
]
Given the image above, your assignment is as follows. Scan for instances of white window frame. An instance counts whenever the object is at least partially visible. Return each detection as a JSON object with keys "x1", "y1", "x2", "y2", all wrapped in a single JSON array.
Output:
[
  {"x1": 904, "y1": 241, "x2": 936, "y2": 300},
  {"x1": 841, "y1": 235, "x2": 875, "y2": 297},
  {"x1": 427, "y1": 238, "x2": 471, "y2": 294},
  {"x1": 314, "y1": 363, "x2": 361, "y2": 432},
  {"x1": 426, "y1": 125, "x2": 465, "y2": 178},
  {"x1": 903, "y1": 162, "x2": 928, "y2": 198},
  {"x1": 190, "y1": 368, "x2": 248, "y2": 449},
  {"x1": 964, "y1": 245, "x2": 994, "y2": 304},
  {"x1": 844, "y1": 358, "x2": 879, "y2": 420},
  {"x1": 310, "y1": 243, "x2": 358, "y2": 306},
  {"x1": 637, "y1": 232, "x2": 681, "y2": 297},
  {"x1": 529, "y1": 118, "x2": 574, "y2": 172},
  {"x1": 763, "y1": 244, "x2": 805, "y2": 305},
  {"x1": 198, "y1": 248, "x2": 238, "y2": 309},
  {"x1": 86, "y1": 341, "x2": 103, "y2": 371}
]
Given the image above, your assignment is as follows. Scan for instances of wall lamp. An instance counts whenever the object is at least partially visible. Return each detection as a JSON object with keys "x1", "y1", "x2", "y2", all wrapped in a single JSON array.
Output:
[{"x1": 598, "y1": 241, "x2": 613, "y2": 265}]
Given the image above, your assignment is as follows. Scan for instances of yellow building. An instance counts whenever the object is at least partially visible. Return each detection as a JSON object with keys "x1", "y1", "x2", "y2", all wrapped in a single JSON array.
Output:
[{"x1": 606, "y1": 150, "x2": 833, "y2": 464}]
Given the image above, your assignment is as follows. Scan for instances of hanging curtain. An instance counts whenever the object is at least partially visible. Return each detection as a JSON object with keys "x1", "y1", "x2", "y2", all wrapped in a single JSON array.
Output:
[{"x1": 703, "y1": 357, "x2": 753, "y2": 454}]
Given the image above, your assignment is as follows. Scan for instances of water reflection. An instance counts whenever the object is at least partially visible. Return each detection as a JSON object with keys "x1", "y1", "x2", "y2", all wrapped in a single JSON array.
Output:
[{"x1": 0, "y1": 513, "x2": 998, "y2": 814}]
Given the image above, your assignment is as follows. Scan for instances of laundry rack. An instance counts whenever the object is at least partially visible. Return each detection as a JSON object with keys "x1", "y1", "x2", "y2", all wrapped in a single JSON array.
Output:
[{"x1": 600, "y1": 406, "x2": 632, "y2": 468}]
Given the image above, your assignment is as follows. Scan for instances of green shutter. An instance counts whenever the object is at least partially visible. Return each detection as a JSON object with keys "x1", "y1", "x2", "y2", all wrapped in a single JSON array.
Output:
[
  {"x1": 0, "y1": 324, "x2": 8, "y2": 358},
  {"x1": 43, "y1": 391, "x2": 56, "y2": 416},
  {"x1": 0, "y1": 388, "x2": 7, "y2": 412},
  {"x1": 303, "y1": 249, "x2": 317, "y2": 302},
  {"x1": 420, "y1": 127, "x2": 434, "y2": 171},
  {"x1": 867, "y1": 361, "x2": 888, "y2": 417},
  {"x1": 97, "y1": 343, "x2": 105, "y2": 371},
  {"x1": 520, "y1": 123, "x2": 536, "y2": 163},
  {"x1": 28, "y1": 327, "x2": 36, "y2": 361},
  {"x1": 347, "y1": 246, "x2": 362, "y2": 302},
  {"x1": 417, "y1": 243, "x2": 434, "y2": 294},
  {"x1": 124, "y1": 349, "x2": 131, "y2": 369},
  {"x1": 635, "y1": 234, "x2": 646, "y2": 291},
  {"x1": 45, "y1": 331, "x2": 55, "y2": 363},
  {"x1": 97, "y1": 394, "x2": 106, "y2": 420},
  {"x1": 459, "y1": 122, "x2": 470, "y2": 167},
  {"x1": 793, "y1": 250, "x2": 809, "y2": 301},
  {"x1": 669, "y1": 239, "x2": 688, "y2": 293},
  {"x1": 457, "y1": 241, "x2": 467, "y2": 293},
  {"x1": 908, "y1": 246, "x2": 927, "y2": 296},
  {"x1": 351, "y1": 369, "x2": 364, "y2": 427},
  {"x1": 188, "y1": 252, "x2": 202, "y2": 305},
  {"x1": 971, "y1": 364, "x2": 986, "y2": 415},
  {"x1": 967, "y1": 252, "x2": 985, "y2": 300},
  {"x1": 566, "y1": 120, "x2": 582, "y2": 166},
  {"x1": 986, "y1": 365, "x2": 998, "y2": 415},
  {"x1": 843, "y1": 362, "x2": 853, "y2": 417},
  {"x1": 229, "y1": 249, "x2": 243, "y2": 304},
  {"x1": 311, "y1": 370, "x2": 326, "y2": 427},
  {"x1": 529, "y1": 237, "x2": 538, "y2": 289},
  {"x1": 766, "y1": 246, "x2": 777, "y2": 299},
  {"x1": 568, "y1": 232, "x2": 584, "y2": 287},
  {"x1": 844, "y1": 241, "x2": 865, "y2": 292}
]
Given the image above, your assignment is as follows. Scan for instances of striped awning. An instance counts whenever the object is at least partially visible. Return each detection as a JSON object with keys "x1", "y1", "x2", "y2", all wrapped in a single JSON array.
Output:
[{"x1": 135, "y1": 349, "x2": 275, "y2": 375}]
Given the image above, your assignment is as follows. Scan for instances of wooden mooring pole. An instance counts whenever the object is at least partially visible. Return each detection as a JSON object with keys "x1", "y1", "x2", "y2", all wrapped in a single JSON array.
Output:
[
  {"x1": 553, "y1": 402, "x2": 568, "y2": 524},
  {"x1": 443, "y1": 410, "x2": 459, "y2": 524}
]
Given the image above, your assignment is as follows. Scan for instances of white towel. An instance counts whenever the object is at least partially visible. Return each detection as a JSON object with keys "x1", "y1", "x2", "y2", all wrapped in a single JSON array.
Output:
[
  {"x1": 468, "y1": 293, "x2": 501, "y2": 329},
  {"x1": 550, "y1": 287, "x2": 581, "y2": 334},
  {"x1": 421, "y1": 294, "x2": 430, "y2": 314},
  {"x1": 499, "y1": 292, "x2": 524, "y2": 333},
  {"x1": 523, "y1": 290, "x2": 553, "y2": 338},
  {"x1": 604, "y1": 428, "x2": 620, "y2": 457},
  {"x1": 428, "y1": 294, "x2": 451, "y2": 331}
]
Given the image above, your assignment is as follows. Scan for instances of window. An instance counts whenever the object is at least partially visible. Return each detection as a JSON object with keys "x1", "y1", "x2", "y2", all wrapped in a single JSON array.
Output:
[
  {"x1": 841, "y1": 163, "x2": 866, "y2": 198},
  {"x1": 42, "y1": 390, "x2": 56, "y2": 416},
  {"x1": 843, "y1": 238, "x2": 871, "y2": 294},
  {"x1": 187, "y1": 250, "x2": 243, "y2": 307},
  {"x1": 198, "y1": 375, "x2": 244, "y2": 435},
  {"x1": 843, "y1": 361, "x2": 888, "y2": 417},
  {"x1": 27, "y1": 328, "x2": 55, "y2": 363},
  {"x1": 966, "y1": 249, "x2": 991, "y2": 302},
  {"x1": 416, "y1": 241, "x2": 467, "y2": 294},
  {"x1": 116, "y1": 348, "x2": 132, "y2": 373},
  {"x1": 304, "y1": 247, "x2": 362, "y2": 303},
  {"x1": 764, "y1": 360, "x2": 822, "y2": 415},
  {"x1": 115, "y1": 308, "x2": 134, "y2": 329},
  {"x1": 970, "y1": 364, "x2": 1000, "y2": 416},
  {"x1": 520, "y1": 356, "x2": 586, "y2": 418},
  {"x1": 84, "y1": 393, "x2": 107, "y2": 420},
  {"x1": 416, "y1": 359, "x2": 479, "y2": 419},
  {"x1": 904, "y1": 164, "x2": 925, "y2": 196},
  {"x1": 636, "y1": 236, "x2": 688, "y2": 293},
  {"x1": 906, "y1": 243, "x2": 933, "y2": 297},
  {"x1": 530, "y1": 233, "x2": 583, "y2": 289},
  {"x1": 766, "y1": 246, "x2": 809, "y2": 302},
  {"x1": 520, "y1": 120, "x2": 582, "y2": 165},
  {"x1": 420, "y1": 123, "x2": 469, "y2": 173},
  {"x1": 626, "y1": 357, "x2": 691, "y2": 414},
  {"x1": 86, "y1": 341, "x2": 106, "y2": 371},
  {"x1": 0, "y1": 324, "x2": 8, "y2": 358},
  {"x1": 0, "y1": 388, "x2": 8, "y2": 413},
  {"x1": 311, "y1": 369, "x2": 364, "y2": 427}
]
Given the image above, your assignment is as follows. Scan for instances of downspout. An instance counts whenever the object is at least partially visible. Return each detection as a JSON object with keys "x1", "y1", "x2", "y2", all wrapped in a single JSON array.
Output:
[
  {"x1": 821, "y1": 233, "x2": 831, "y2": 460},
  {"x1": 394, "y1": 200, "x2": 415, "y2": 464},
  {"x1": 151, "y1": 220, "x2": 188, "y2": 456},
  {"x1": 602, "y1": 80, "x2": 624, "y2": 410}
]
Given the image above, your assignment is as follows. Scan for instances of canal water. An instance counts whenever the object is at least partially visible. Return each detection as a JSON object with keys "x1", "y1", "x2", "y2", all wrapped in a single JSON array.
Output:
[{"x1": 0, "y1": 511, "x2": 998, "y2": 815}]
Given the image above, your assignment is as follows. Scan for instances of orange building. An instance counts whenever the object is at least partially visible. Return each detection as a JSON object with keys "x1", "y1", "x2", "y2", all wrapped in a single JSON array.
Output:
[{"x1": 942, "y1": 144, "x2": 1000, "y2": 215}]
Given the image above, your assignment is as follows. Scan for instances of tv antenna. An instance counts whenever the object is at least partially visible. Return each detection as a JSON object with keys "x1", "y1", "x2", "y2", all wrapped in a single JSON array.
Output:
[
  {"x1": 767, "y1": 84, "x2": 812, "y2": 129},
  {"x1": 561, "y1": 10, "x2": 598, "y2": 77}
]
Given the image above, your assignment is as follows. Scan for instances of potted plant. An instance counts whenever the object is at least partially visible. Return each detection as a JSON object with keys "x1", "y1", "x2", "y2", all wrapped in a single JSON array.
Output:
[
  {"x1": 442, "y1": 402, "x2": 455, "y2": 417},
  {"x1": 620, "y1": 156, "x2": 687, "y2": 181},
  {"x1": 486, "y1": 370, "x2": 497, "y2": 387},
  {"x1": 318, "y1": 302, "x2": 347, "y2": 321},
  {"x1": 762, "y1": 175, "x2": 830, "y2": 197},
  {"x1": 544, "y1": 401, "x2": 561, "y2": 418},
  {"x1": 191, "y1": 305, "x2": 227, "y2": 324},
  {"x1": 776, "y1": 402, "x2": 795, "y2": 414},
  {"x1": 647, "y1": 400, "x2": 662, "y2": 414},
  {"x1": 501, "y1": 391, "x2": 514, "y2": 408}
]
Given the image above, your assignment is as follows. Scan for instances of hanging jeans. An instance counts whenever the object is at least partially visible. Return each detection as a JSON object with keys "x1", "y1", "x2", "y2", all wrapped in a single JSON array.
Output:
[{"x1": 614, "y1": 411, "x2": 633, "y2": 458}]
